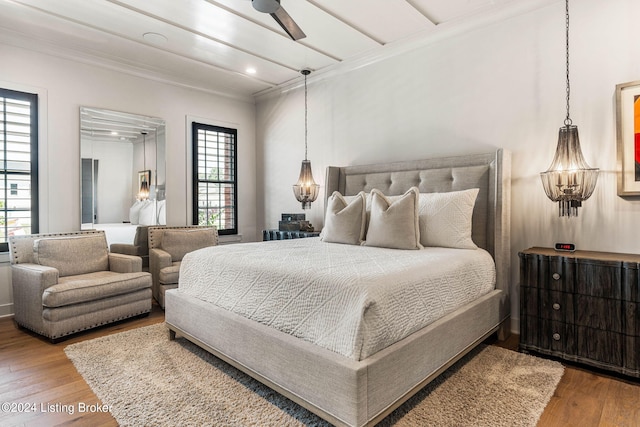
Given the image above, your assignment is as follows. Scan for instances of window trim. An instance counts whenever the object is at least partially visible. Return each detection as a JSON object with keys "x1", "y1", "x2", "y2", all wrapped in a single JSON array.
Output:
[
  {"x1": 0, "y1": 88, "x2": 39, "y2": 252},
  {"x1": 191, "y1": 121, "x2": 238, "y2": 235}
]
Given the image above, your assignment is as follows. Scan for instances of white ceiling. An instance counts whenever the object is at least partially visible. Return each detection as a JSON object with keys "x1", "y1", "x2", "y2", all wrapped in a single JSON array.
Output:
[{"x1": 1, "y1": 0, "x2": 559, "y2": 101}]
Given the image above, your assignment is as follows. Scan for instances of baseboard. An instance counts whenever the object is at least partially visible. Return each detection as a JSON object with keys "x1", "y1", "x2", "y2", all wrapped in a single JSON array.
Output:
[
  {"x1": 0, "y1": 302, "x2": 14, "y2": 318},
  {"x1": 511, "y1": 316, "x2": 519, "y2": 335}
]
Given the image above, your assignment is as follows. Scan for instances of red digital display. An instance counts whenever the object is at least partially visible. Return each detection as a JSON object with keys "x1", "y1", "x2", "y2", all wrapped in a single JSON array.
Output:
[{"x1": 554, "y1": 243, "x2": 576, "y2": 252}]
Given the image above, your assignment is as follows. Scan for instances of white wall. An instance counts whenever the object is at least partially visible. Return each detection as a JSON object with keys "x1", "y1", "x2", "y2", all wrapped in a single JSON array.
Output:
[
  {"x1": 0, "y1": 44, "x2": 257, "y2": 316},
  {"x1": 256, "y1": 0, "x2": 640, "y2": 332},
  {"x1": 93, "y1": 140, "x2": 134, "y2": 223}
]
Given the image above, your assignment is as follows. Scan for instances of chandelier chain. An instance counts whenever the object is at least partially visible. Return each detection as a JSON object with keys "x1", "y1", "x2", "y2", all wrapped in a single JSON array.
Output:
[
  {"x1": 564, "y1": 0, "x2": 572, "y2": 126},
  {"x1": 304, "y1": 71, "x2": 308, "y2": 160}
]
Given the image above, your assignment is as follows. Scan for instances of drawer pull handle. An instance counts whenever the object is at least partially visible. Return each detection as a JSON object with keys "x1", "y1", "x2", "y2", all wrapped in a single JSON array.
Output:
[
  {"x1": 552, "y1": 303, "x2": 561, "y2": 310},
  {"x1": 552, "y1": 333, "x2": 561, "y2": 341},
  {"x1": 552, "y1": 273, "x2": 561, "y2": 280}
]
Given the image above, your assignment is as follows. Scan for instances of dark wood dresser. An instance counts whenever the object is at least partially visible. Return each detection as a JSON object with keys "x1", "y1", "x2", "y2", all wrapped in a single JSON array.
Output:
[
  {"x1": 262, "y1": 229, "x2": 320, "y2": 241},
  {"x1": 519, "y1": 247, "x2": 640, "y2": 378}
]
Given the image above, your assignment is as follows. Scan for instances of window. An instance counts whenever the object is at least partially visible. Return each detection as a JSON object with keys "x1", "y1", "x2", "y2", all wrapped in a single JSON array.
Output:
[
  {"x1": 0, "y1": 89, "x2": 38, "y2": 251},
  {"x1": 192, "y1": 122, "x2": 237, "y2": 235}
]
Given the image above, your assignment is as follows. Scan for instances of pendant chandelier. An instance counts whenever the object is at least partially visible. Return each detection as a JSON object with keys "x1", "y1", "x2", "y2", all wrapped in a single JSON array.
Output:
[
  {"x1": 137, "y1": 131, "x2": 150, "y2": 201},
  {"x1": 540, "y1": 0, "x2": 598, "y2": 217},
  {"x1": 293, "y1": 69, "x2": 319, "y2": 209}
]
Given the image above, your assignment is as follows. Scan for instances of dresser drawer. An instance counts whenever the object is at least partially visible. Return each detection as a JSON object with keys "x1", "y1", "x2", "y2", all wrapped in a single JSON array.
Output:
[
  {"x1": 576, "y1": 326, "x2": 623, "y2": 367},
  {"x1": 521, "y1": 286, "x2": 574, "y2": 322},
  {"x1": 574, "y1": 295, "x2": 622, "y2": 332}
]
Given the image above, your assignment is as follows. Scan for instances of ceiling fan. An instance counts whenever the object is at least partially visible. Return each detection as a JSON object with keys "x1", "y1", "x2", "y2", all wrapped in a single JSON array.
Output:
[{"x1": 251, "y1": 0, "x2": 306, "y2": 41}]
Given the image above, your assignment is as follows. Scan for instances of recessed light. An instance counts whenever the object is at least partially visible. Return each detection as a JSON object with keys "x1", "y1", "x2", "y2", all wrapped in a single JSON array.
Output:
[
  {"x1": 246, "y1": 67, "x2": 257, "y2": 75},
  {"x1": 143, "y1": 32, "x2": 168, "y2": 44}
]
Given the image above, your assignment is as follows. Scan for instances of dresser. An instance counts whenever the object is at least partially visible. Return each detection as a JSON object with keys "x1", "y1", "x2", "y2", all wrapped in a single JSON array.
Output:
[
  {"x1": 262, "y1": 229, "x2": 320, "y2": 241},
  {"x1": 519, "y1": 247, "x2": 640, "y2": 378}
]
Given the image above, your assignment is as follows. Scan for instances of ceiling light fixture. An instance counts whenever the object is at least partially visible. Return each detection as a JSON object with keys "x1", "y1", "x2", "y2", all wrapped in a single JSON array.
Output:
[
  {"x1": 540, "y1": 0, "x2": 598, "y2": 217},
  {"x1": 293, "y1": 69, "x2": 319, "y2": 209}
]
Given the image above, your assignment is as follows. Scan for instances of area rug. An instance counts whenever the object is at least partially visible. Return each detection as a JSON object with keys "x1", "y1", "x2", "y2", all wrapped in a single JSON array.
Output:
[{"x1": 65, "y1": 323, "x2": 564, "y2": 426}]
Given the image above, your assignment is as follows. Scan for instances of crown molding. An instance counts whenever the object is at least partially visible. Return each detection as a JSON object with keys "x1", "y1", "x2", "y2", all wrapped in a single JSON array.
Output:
[{"x1": 0, "y1": 27, "x2": 258, "y2": 104}]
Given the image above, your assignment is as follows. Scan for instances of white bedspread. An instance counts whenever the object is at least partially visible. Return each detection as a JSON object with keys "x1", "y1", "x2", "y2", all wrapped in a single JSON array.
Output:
[{"x1": 178, "y1": 238, "x2": 496, "y2": 360}]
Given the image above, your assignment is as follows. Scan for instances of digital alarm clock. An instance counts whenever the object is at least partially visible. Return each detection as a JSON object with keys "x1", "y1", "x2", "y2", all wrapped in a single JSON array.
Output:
[{"x1": 554, "y1": 243, "x2": 576, "y2": 252}]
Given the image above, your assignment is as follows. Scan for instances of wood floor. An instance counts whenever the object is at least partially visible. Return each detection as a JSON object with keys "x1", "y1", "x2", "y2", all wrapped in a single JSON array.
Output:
[{"x1": 1, "y1": 309, "x2": 638, "y2": 427}]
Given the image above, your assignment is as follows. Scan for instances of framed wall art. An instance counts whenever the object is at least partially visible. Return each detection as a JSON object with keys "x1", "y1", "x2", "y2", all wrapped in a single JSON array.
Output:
[{"x1": 616, "y1": 80, "x2": 640, "y2": 196}]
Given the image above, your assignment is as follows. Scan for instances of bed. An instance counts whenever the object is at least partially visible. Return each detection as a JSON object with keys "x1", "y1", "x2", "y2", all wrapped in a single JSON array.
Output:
[{"x1": 165, "y1": 149, "x2": 511, "y2": 427}]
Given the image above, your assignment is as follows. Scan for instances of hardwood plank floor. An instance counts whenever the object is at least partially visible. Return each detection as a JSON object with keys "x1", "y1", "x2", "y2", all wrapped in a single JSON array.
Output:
[{"x1": 1, "y1": 310, "x2": 638, "y2": 426}]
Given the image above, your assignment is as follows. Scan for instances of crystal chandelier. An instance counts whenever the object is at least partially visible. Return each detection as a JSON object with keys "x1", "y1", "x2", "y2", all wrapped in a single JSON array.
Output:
[
  {"x1": 540, "y1": 0, "x2": 598, "y2": 217},
  {"x1": 293, "y1": 69, "x2": 319, "y2": 209}
]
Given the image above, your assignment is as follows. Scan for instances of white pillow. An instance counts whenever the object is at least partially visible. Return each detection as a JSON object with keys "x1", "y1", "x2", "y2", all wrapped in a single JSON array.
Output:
[
  {"x1": 320, "y1": 191, "x2": 366, "y2": 245},
  {"x1": 138, "y1": 200, "x2": 155, "y2": 226},
  {"x1": 418, "y1": 188, "x2": 478, "y2": 249},
  {"x1": 129, "y1": 200, "x2": 144, "y2": 225},
  {"x1": 156, "y1": 200, "x2": 166, "y2": 225},
  {"x1": 364, "y1": 187, "x2": 422, "y2": 250}
]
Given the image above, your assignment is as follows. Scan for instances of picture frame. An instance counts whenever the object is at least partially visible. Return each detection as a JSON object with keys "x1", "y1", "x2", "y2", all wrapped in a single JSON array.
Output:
[
  {"x1": 615, "y1": 80, "x2": 640, "y2": 197},
  {"x1": 138, "y1": 170, "x2": 151, "y2": 189}
]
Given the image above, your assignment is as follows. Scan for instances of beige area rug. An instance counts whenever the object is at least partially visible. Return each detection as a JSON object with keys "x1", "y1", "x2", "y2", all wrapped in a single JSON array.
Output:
[{"x1": 65, "y1": 323, "x2": 564, "y2": 427}]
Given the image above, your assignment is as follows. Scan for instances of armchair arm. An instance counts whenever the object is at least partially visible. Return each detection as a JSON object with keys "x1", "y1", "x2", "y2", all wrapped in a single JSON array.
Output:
[
  {"x1": 108, "y1": 253, "x2": 142, "y2": 273},
  {"x1": 149, "y1": 248, "x2": 172, "y2": 299},
  {"x1": 11, "y1": 263, "x2": 59, "y2": 333},
  {"x1": 110, "y1": 243, "x2": 142, "y2": 257}
]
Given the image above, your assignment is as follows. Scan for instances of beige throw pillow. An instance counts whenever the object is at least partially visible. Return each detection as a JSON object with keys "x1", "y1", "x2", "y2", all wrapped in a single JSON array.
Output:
[
  {"x1": 364, "y1": 187, "x2": 422, "y2": 250},
  {"x1": 321, "y1": 191, "x2": 366, "y2": 245},
  {"x1": 419, "y1": 188, "x2": 479, "y2": 249}
]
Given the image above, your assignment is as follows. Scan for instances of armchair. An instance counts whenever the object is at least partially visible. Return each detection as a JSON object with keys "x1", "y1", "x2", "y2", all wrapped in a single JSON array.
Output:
[
  {"x1": 148, "y1": 226, "x2": 218, "y2": 308},
  {"x1": 9, "y1": 230, "x2": 152, "y2": 341},
  {"x1": 110, "y1": 225, "x2": 150, "y2": 268}
]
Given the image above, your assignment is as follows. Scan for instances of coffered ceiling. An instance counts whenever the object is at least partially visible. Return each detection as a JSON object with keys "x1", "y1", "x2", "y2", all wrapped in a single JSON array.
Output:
[{"x1": 0, "y1": 0, "x2": 558, "y2": 100}]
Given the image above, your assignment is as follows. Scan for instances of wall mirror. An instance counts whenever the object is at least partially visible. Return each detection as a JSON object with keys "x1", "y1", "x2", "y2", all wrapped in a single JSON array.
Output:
[{"x1": 80, "y1": 106, "x2": 166, "y2": 245}]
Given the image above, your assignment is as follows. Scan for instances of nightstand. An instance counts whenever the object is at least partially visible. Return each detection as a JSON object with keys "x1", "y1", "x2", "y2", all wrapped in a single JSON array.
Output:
[
  {"x1": 519, "y1": 247, "x2": 640, "y2": 378},
  {"x1": 262, "y1": 229, "x2": 320, "y2": 241}
]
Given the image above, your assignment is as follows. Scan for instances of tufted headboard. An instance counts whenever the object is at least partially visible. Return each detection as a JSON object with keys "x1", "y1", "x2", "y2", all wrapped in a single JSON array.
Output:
[{"x1": 324, "y1": 149, "x2": 511, "y2": 314}]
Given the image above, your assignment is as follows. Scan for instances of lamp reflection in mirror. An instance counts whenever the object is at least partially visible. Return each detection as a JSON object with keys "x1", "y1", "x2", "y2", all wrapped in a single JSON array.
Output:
[
  {"x1": 540, "y1": 0, "x2": 598, "y2": 217},
  {"x1": 293, "y1": 69, "x2": 319, "y2": 209},
  {"x1": 137, "y1": 131, "x2": 150, "y2": 200}
]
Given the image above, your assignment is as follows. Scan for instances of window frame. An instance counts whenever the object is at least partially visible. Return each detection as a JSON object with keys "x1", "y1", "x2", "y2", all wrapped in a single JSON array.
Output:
[
  {"x1": 0, "y1": 88, "x2": 39, "y2": 252},
  {"x1": 191, "y1": 122, "x2": 238, "y2": 235}
]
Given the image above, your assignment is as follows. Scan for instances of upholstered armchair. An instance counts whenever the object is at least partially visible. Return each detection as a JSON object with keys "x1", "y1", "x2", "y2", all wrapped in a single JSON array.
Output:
[
  {"x1": 148, "y1": 226, "x2": 218, "y2": 308},
  {"x1": 110, "y1": 225, "x2": 150, "y2": 268},
  {"x1": 9, "y1": 230, "x2": 152, "y2": 341}
]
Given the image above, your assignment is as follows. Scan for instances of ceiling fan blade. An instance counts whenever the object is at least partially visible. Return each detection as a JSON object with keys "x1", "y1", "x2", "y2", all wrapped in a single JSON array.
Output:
[{"x1": 271, "y1": 6, "x2": 306, "y2": 41}]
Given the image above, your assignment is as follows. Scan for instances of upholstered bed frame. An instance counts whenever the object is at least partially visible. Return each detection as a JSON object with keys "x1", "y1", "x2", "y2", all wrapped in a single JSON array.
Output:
[{"x1": 165, "y1": 149, "x2": 511, "y2": 427}]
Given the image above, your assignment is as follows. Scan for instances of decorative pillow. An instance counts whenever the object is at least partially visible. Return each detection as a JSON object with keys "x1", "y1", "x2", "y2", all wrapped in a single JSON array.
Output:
[
  {"x1": 138, "y1": 200, "x2": 155, "y2": 226},
  {"x1": 156, "y1": 200, "x2": 166, "y2": 225},
  {"x1": 34, "y1": 234, "x2": 109, "y2": 277},
  {"x1": 129, "y1": 200, "x2": 145, "y2": 224},
  {"x1": 418, "y1": 188, "x2": 479, "y2": 249},
  {"x1": 320, "y1": 191, "x2": 366, "y2": 245},
  {"x1": 161, "y1": 228, "x2": 217, "y2": 261},
  {"x1": 364, "y1": 187, "x2": 422, "y2": 250}
]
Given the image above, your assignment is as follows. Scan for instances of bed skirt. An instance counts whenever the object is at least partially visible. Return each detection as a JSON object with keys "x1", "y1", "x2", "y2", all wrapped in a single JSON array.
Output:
[{"x1": 165, "y1": 288, "x2": 506, "y2": 427}]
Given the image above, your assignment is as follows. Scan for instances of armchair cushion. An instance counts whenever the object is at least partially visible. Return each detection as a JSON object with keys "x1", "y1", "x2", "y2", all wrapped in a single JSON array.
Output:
[
  {"x1": 34, "y1": 235, "x2": 108, "y2": 277},
  {"x1": 43, "y1": 271, "x2": 151, "y2": 308},
  {"x1": 161, "y1": 229, "x2": 217, "y2": 261},
  {"x1": 158, "y1": 262, "x2": 181, "y2": 285}
]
